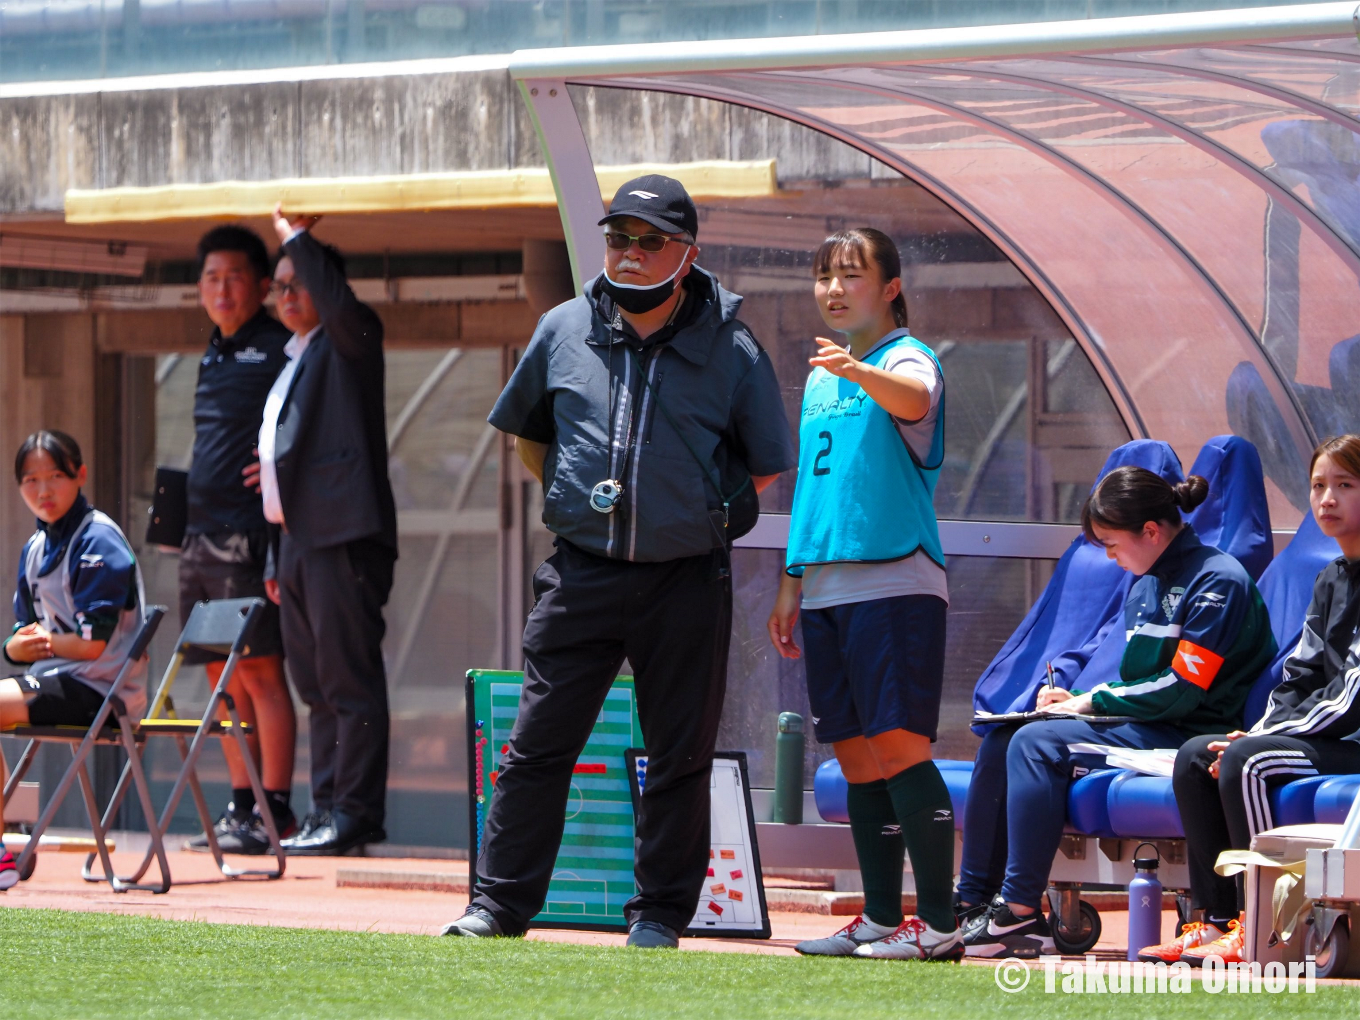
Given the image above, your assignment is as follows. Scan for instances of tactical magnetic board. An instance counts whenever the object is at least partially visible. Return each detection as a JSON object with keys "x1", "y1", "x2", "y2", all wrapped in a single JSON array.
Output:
[{"x1": 466, "y1": 669, "x2": 644, "y2": 932}]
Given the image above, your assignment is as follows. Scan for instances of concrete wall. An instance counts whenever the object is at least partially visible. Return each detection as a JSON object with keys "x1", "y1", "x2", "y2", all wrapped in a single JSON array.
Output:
[{"x1": 0, "y1": 69, "x2": 892, "y2": 215}]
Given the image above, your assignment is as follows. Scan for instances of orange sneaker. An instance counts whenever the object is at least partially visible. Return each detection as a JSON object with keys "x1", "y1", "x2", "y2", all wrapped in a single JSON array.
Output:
[
  {"x1": 1181, "y1": 917, "x2": 1245, "y2": 966},
  {"x1": 1137, "y1": 921, "x2": 1227, "y2": 963}
]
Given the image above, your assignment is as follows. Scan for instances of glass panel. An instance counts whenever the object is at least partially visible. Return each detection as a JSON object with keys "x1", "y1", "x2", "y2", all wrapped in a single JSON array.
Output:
[
  {"x1": 996, "y1": 59, "x2": 1360, "y2": 253},
  {"x1": 880, "y1": 64, "x2": 1360, "y2": 510},
  {"x1": 574, "y1": 85, "x2": 1130, "y2": 523},
  {"x1": 724, "y1": 547, "x2": 1057, "y2": 787},
  {"x1": 0, "y1": 1, "x2": 1326, "y2": 86},
  {"x1": 634, "y1": 69, "x2": 1325, "y2": 523}
]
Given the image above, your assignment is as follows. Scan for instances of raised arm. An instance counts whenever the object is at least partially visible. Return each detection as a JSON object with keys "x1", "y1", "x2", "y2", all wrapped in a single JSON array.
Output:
[{"x1": 273, "y1": 204, "x2": 383, "y2": 362}]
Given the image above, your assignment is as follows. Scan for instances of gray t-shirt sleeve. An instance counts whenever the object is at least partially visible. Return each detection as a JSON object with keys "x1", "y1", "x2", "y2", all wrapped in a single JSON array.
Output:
[
  {"x1": 882, "y1": 346, "x2": 942, "y2": 464},
  {"x1": 487, "y1": 326, "x2": 555, "y2": 444},
  {"x1": 729, "y1": 347, "x2": 797, "y2": 477}
]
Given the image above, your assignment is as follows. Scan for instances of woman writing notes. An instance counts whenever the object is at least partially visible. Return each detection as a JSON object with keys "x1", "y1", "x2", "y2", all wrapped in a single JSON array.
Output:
[{"x1": 768, "y1": 228, "x2": 960, "y2": 961}]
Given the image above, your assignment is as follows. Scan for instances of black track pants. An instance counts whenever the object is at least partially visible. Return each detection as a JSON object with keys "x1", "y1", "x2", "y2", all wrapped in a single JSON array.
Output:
[
  {"x1": 1174, "y1": 732, "x2": 1360, "y2": 917},
  {"x1": 471, "y1": 539, "x2": 732, "y2": 934}
]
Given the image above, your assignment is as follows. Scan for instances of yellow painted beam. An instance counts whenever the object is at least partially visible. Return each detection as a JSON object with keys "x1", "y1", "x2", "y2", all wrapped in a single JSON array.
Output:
[{"x1": 65, "y1": 160, "x2": 777, "y2": 224}]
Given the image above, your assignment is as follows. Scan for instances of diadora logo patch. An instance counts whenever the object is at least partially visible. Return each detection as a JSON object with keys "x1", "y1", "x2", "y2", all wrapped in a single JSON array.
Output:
[
  {"x1": 234, "y1": 346, "x2": 268, "y2": 364},
  {"x1": 628, "y1": 190, "x2": 659, "y2": 200},
  {"x1": 1173, "y1": 639, "x2": 1225, "y2": 690},
  {"x1": 1161, "y1": 587, "x2": 1184, "y2": 620}
]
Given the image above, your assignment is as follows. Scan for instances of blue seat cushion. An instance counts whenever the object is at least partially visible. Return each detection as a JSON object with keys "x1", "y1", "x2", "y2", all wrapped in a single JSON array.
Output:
[
  {"x1": 1314, "y1": 775, "x2": 1360, "y2": 825},
  {"x1": 1106, "y1": 773, "x2": 1184, "y2": 839},
  {"x1": 1066, "y1": 768, "x2": 1120, "y2": 838},
  {"x1": 1273, "y1": 775, "x2": 1333, "y2": 827},
  {"x1": 812, "y1": 757, "x2": 973, "y2": 828}
]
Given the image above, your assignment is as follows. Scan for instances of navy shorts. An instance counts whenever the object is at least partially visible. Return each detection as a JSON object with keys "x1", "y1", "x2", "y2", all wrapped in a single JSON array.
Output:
[{"x1": 801, "y1": 594, "x2": 947, "y2": 744}]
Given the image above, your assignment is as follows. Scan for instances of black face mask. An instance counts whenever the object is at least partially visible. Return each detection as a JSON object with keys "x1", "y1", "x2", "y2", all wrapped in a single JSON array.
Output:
[{"x1": 600, "y1": 247, "x2": 693, "y2": 314}]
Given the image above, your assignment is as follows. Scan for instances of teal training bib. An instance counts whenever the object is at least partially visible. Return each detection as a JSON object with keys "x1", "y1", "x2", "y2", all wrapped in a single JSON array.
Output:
[{"x1": 786, "y1": 332, "x2": 945, "y2": 574}]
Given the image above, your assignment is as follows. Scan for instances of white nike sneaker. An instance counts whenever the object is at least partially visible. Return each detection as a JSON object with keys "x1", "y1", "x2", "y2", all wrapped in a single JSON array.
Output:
[
  {"x1": 853, "y1": 917, "x2": 965, "y2": 961},
  {"x1": 795, "y1": 915, "x2": 894, "y2": 957}
]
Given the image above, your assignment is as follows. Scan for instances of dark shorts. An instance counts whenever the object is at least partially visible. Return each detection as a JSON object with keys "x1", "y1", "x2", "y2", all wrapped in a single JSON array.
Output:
[
  {"x1": 178, "y1": 531, "x2": 282, "y2": 660},
  {"x1": 11, "y1": 671, "x2": 107, "y2": 728},
  {"x1": 800, "y1": 594, "x2": 947, "y2": 744}
]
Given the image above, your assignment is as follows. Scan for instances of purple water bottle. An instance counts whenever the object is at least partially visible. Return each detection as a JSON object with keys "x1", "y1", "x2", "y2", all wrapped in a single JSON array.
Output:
[{"x1": 1127, "y1": 842, "x2": 1163, "y2": 961}]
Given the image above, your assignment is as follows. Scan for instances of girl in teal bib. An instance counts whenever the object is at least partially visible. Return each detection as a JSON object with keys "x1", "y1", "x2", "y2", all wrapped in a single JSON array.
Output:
[{"x1": 769, "y1": 228, "x2": 959, "y2": 961}]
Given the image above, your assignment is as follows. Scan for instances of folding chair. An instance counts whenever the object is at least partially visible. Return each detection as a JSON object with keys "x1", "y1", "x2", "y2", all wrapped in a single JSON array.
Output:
[
  {"x1": 2, "y1": 606, "x2": 169, "y2": 892},
  {"x1": 90, "y1": 597, "x2": 286, "y2": 889}
]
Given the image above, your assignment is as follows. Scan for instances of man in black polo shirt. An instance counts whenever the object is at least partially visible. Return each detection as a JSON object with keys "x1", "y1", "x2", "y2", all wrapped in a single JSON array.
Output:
[{"x1": 182, "y1": 226, "x2": 298, "y2": 853}]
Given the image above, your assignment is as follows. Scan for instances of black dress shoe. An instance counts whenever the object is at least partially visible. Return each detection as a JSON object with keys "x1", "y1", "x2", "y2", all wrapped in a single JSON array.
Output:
[
  {"x1": 281, "y1": 810, "x2": 331, "y2": 850},
  {"x1": 285, "y1": 811, "x2": 386, "y2": 857}
]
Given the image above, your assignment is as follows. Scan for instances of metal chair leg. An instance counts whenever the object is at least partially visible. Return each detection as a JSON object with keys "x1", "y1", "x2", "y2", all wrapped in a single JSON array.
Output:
[
  {"x1": 218, "y1": 697, "x2": 286, "y2": 879},
  {"x1": 2, "y1": 738, "x2": 39, "y2": 798}
]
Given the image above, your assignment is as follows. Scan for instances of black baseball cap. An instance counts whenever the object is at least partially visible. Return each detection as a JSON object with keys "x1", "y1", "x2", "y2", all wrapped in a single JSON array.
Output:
[{"x1": 599, "y1": 174, "x2": 698, "y2": 240}]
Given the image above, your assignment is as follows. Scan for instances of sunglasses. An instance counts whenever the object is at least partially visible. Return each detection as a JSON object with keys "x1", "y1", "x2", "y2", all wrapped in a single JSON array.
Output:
[
  {"x1": 603, "y1": 230, "x2": 691, "y2": 253},
  {"x1": 270, "y1": 280, "x2": 306, "y2": 298}
]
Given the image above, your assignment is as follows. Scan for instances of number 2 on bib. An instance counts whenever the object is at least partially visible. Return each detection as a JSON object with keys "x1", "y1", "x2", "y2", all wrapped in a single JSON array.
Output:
[{"x1": 812, "y1": 431, "x2": 832, "y2": 476}]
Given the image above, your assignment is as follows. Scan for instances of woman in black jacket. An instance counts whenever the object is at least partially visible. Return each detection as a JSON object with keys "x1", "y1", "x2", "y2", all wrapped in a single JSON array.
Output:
[{"x1": 1147, "y1": 434, "x2": 1360, "y2": 966}]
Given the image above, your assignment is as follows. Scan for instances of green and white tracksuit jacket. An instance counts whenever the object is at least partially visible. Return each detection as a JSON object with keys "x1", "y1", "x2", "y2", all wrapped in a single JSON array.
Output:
[{"x1": 1080, "y1": 526, "x2": 1276, "y2": 735}]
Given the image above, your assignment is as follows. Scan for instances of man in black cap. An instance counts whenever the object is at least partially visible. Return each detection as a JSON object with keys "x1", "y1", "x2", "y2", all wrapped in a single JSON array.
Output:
[{"x1": 442, "y1": 175, "x2": 795, "y2": 947}]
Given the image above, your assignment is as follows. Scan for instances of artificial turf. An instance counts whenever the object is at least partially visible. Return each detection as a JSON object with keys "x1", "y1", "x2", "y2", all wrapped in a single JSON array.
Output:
[{"x1": 0, "y1": 908, "x2": 1354, "y2": 1020}]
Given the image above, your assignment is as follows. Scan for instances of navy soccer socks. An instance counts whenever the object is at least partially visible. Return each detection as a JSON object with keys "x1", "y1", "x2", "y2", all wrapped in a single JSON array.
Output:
[
  {"x1": 886, "y1": 761, "x2": 958, "y2": 933},
  {"x1": 845, "y1": 778, "x2": 906, "y2": 928}
]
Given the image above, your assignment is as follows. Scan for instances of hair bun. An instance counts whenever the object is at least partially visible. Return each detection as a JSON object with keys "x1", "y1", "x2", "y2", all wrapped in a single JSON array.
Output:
[{"x1": 1173, "y1": 475, "x2": 1209, "y2": 512}]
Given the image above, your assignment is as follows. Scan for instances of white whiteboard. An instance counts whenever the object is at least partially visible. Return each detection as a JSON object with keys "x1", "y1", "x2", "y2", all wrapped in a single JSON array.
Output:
[{"x1": 630, "y1": 751, "x2": 770, "y2": 939}]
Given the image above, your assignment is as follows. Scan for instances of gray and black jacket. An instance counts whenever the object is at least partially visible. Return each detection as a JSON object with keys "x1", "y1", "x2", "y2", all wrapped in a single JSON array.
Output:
[
  {"x1": 489, "y1": 266, "x2": 795, "y2": 562},
  {"x1": 1253, "y1": 557, "x2": 1360, "y2": 741}
]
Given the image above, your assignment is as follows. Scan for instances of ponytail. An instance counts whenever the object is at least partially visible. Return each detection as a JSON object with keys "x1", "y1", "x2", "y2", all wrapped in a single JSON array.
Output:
[{"x1": 1081, "y1": 466, "x2": 1206, "y2": 543}]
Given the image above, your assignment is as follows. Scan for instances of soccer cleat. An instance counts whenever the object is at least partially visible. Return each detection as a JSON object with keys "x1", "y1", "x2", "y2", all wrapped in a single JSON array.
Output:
[
  {"x1": 853, "y1": 917, "x2": 965, "y2": 961},
  {"x1": 185, "y1": 808, "x2": 237, "y2": 853},
  {"x1": 963, "y1": 901, "x2": 1055, "y2": 958},
  {"x1": 216, "y1": 811, "x2": 298, "y2": 855},
  {"x1": 626, "y1": 921, "x2": 680, "y2": 948},
  {"x1": 0, "y1": 848, "x2": 18, "y2": 891},
  {"x1": 1136, "y1": 921, "x2": 1227, "y2": 963},
  {"x1": 795, "y1": 915, "x2": 894, "y2": 957},
  {"x1": 440, "y1": 906, "x2": 504, "y2": 938},
  {"x1": 1180, "y1": 917, "x2": 1244, "y2": 966}
]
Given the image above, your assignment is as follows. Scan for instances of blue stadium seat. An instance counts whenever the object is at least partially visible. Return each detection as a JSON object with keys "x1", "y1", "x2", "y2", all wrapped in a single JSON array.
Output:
[
  {"x1": 1183, "y1": 435, "x2": 1273, "y2": 581},
  {"x1": 1314, "y1": 775, "x2": 1360, "y2": 825}
]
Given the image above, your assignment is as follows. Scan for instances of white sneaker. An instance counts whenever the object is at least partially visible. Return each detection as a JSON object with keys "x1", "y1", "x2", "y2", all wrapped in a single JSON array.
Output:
[
  {"x1": 795, "y1": 915, "x2": 894, "y2": 956},
  {"x1": 853, "y1": 917, "x2": 964, "y2": 961}
]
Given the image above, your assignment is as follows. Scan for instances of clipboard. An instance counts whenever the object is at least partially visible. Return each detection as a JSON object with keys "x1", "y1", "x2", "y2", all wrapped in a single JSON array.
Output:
[{"x1": 145, "y1": 466, "x2": 188, "y2": 548}]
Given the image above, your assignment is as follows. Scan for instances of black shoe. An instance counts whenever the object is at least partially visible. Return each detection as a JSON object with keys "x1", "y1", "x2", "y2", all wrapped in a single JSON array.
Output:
[
  {"x1": 626, "y1": 921, "x2": 680, "y2": 948},
  {"x1": 963, "y1": 901, "x2": 1055, "y2": 959},
  {"x1": 186, "y1": 808, "x2": 238, "y2": 853},
  {"x1": 217, "y1": 811, "x2": 298, "y2": 855},
  {"x1": 285, "y1": 811, "x2": 385, "y2": 857},
  {"x1": 281, "y1": 810, "x2": 330, "y2": 850},
  {"x1": 955, "y1": 893, "x2": 995, "y2": 929}
]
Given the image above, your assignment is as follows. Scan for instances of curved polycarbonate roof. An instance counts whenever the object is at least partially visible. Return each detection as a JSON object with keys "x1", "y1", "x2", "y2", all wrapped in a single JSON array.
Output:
[{"x1": 514, "y1": 6, "x2": 1360, "y2": 521}]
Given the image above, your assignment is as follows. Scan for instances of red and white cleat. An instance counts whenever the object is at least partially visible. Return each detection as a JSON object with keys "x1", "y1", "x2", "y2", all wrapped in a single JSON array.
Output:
[{"x1": 853, "y1": 917, "x2": 965, "y2": 961}]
